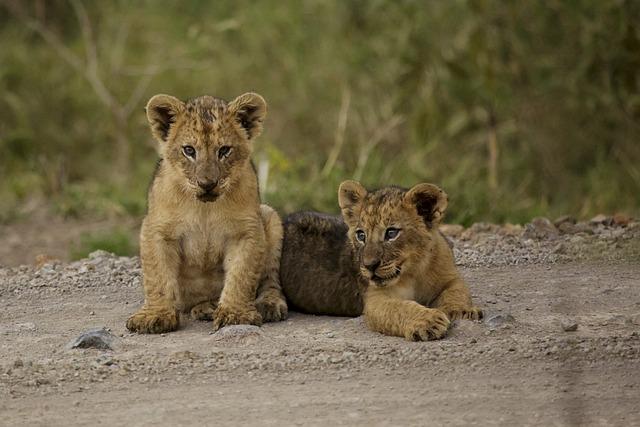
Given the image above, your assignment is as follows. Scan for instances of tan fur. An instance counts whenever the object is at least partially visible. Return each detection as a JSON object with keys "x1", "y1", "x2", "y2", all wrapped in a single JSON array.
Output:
[
  {"x1": 338, "y1": 181, "x2": 482, "y2": 341},
  {"x1": 126, "y1": 92, "x2": 287, "y2": 334}
]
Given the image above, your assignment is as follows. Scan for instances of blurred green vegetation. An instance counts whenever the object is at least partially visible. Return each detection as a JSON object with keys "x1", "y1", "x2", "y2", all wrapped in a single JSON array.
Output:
[
  {"x1": 1, "y1": 0, "x2": 639, "y2": 226},
  {"x1": 70, "y1": 227, "x2": 137, "y2": 260}
]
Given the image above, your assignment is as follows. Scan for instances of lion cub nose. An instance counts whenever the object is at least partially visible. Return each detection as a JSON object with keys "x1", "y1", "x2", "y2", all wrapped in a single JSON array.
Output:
[
  {"x1": 364, "y1": 259, "x2": 381, "y2": 273},
  {"x1": 198, "y1": 180, "x2": 218, "y2": 192}
]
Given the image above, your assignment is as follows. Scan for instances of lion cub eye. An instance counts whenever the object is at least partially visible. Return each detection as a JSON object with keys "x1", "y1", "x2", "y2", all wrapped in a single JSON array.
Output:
[
  {"x1": 384, "y1": 228, "x2": 401, "y2": 241},
  {"x1": 218, "y1": 145, "x2": 232, "y2": 159},
  {"x1": 355, "y1": 230, "x2": 366, "y2": 243},
  {"x1": 182, "y1": 145, "x2": 196, "y2": 158}
]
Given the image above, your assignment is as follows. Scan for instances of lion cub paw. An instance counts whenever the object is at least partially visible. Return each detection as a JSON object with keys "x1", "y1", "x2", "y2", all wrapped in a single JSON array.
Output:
[
  {"x1": 256, "y1": 295, "x2": 288, "y2": 323},
  {"x1": 126, "y1": 307, "x2": 179, "y2": 334},
  {"x1": 212, "y1": 304, "x2": 262, "y2": 331},
  {"x1": 190, "y1": 301, "x2": 216, "y2": 321},
  {"x1": 443, "y1": 306, "x2": 484, "y2": 321},
  {"x1": 404, "y1": 309, "x2": 450, "y2": 341}
]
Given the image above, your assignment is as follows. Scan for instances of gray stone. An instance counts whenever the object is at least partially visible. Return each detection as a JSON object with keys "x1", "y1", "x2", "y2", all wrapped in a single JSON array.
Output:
[
  {"x1": 554, "y1": 215, "x2": 576, "y2": 227},
  {"x1": 66, "y1": 327, "x2": 115, "y2": 350},
  {"x1": 523, "y1": 217, "x2": 559, "y2": 240},
  {"x1": 561, "y1": 321, "x2": 578, "y2": 332},
  {"x1": 590, "y1": 214, "x2": 613, "y2": 226},
  {"x1": 211, "y1": 325, "x2": 263, "y2": 343}
]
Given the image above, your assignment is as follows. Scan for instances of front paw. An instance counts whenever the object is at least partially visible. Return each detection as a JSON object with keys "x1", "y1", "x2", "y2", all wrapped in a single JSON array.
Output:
[
  {"x1": 126, "y1": 307, "x2": 179, "y2": 334},
  {"x1": 443, "y1": 306, "x2": 484, "y2": 321},
  {"x1": 256, "y1": 296, "x2": 288, "y2": 323},
  {"x1": 213, "y1": 303, "x2": 262, "y2": 330},
  {"x1": 404, "y1": 309, "x2": 450, "y2": 341}
]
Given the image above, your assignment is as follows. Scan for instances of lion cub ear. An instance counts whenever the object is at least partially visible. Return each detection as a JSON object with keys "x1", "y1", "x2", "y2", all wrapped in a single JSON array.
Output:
[
  {"x1": 338, "y1": 180, "x2": 367, "y2": 227},
  {"x1": 146, "y1": 94, "x2": 184, "y2": 143},
  {"x1": 228, "y1": 92, "x2": 267, "y2": 140},
  {"x1": 404, "y1": 183, "x2": 448, "y2": 228}
]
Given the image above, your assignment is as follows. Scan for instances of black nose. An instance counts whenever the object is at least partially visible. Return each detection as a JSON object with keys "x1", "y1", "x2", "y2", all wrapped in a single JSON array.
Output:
[
  {"x1": 364, "y1": 259, "x2": 381, "y2": 273},
  {"x1": 198, "y1": 180, "x2": 218, "y2": 192}
]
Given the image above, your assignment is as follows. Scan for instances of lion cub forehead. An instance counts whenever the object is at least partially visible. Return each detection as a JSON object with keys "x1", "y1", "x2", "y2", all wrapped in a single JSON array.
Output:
[
  {"x1": 184, "y1": 96, "x2": 228, "y2": 123},
  {"x1": 359, "y1": 187, "x2": 408, "y2": 227}
]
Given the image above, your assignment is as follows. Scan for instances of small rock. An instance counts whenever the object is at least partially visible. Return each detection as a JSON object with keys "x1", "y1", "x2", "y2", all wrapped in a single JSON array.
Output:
[
  {"x1": 626, "y1": 313, "x2": 640, "y2": 326},
  {"x1": 590, "y1": 214, "x2": 613, "y2": 226},
  {"x1": 88, "y1": 250, "x2": 114, "y2": 260},
  {"x1": 573, "y1": 222, "x2": 595, "y2": 234},
  {"x1": 485, "y1": 313, "x2": 515, "y2": 329},
  {"x1": 554, "y1": 215, "x2": 576, "y2": 227},
  {"x1": 34, "y1": 254, "x2": 60, "y2": 269},
  {"x1": 613, "y1": 213, "x2": 632, "y2": 227},
  {"x1": 561, "y1": 321, "x2": 578, "y2": 332},
  {"x1": 557, "y1": 222, "x2": 578, "y2": 235},
  {"x1": 95, "y1": 354, "x2": 115, "y2": 366},
  {"x1": 66, "y1": 327, "x2": 115, "y2": 350},
  {"x1": 326, "y1": 332, "x2": 335, "y2": 338},
  {"x1": 89, "y1": 311, "x2": 95, "y2": 316},
  {"x1": 523, "y1": 217, "x2": 558, "y2": 240},
  {"x1": 211, "y1": 325, "x2": 263, "y2": 343}
]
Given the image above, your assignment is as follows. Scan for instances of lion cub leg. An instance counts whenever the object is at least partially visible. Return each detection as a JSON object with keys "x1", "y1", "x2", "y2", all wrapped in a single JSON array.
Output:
[
  {"x1": 126, "y1": 235, "x2": 180, "y2": 334},
  {"x1": 432, "y1": 278, "x2": 483, "y2": 321},
  {"x1": 364, "y1": 289, "x2": 450, "y2": 341},
  {"x1": 254, "y1": 205, "x2": 288, "y2": 322},
  {"x1": 213, "y1": 218, "x2": 265, "y2": 330}
]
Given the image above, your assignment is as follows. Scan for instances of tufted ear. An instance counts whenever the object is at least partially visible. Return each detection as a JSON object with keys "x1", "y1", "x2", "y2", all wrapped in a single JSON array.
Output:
[
  {"x1": 404, "y1": 183, "x2": 448, "y2": 228},
  {"x1": 228, "y1": 92, "x2": 267, "y2": 140},
  {"x1": 146, "y1": 94, "x2": 184, "y2": 143},
  {"x1": 338, "y1": 180, "x2": 367, "y2": 227}
]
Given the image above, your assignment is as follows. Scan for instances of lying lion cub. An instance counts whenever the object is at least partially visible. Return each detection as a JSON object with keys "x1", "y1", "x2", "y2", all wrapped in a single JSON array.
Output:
[
  {"x1": 280, "y1": 181, "x2": 482, "y2": 341},
  {"x1": 126, "y1": 92, "x2": 287, "y2": 334}
]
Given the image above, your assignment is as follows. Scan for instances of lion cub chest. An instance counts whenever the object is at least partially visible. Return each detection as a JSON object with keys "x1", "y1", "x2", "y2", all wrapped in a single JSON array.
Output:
[{"x1": 179, "y1": 219, "x2": 227, "y2": 272}]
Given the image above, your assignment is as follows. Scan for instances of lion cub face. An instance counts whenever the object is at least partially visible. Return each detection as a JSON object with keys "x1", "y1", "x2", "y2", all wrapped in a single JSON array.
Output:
[
  {"x1": 145, "y1": 93, "x2": 266, "y2": 202},
  {"x1": 338, "y1": 180, "x2": 448, "y2": 288}
]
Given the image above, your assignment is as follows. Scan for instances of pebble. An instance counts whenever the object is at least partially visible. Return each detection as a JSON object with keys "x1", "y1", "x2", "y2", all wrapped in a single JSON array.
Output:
[
  {"x1": 66, "y1": 327, "x2": 115, "y2": 350},
  {"x1": 561, "y1": 321, "x2": 579, "y2": 332},
  {"x1": 211, "y1": 325, "x2": 263, "y2": 343}
]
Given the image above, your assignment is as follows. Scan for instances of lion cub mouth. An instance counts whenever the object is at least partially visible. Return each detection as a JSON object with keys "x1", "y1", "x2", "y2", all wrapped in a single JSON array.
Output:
[
  {"x1": 197, "y1": 192, "x2": 219, "y2": 203},
  {"x1": 370, "y1": 269, "x2": 402, "y2": 287}
]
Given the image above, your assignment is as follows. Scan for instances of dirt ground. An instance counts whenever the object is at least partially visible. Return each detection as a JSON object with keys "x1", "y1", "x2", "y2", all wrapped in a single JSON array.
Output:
[{"x1": 1, "y1": 239, "x2": 639, "y2": 426}]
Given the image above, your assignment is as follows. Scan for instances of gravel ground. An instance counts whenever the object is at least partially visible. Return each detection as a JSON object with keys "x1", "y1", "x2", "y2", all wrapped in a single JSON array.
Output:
[{"x1": 0, "y1": 217, "x2": 639, "y2": 426}]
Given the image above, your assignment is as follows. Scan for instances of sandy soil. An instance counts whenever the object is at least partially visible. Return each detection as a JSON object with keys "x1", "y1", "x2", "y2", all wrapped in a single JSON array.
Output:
[{"x1": 1, "y1": 247, "x2": 639, "y2": 426}]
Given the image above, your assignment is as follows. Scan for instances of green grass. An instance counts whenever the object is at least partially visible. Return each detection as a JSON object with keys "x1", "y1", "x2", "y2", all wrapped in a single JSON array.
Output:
[{"x1": 70, "y1": 228, "x2": 138, "y2": 260}]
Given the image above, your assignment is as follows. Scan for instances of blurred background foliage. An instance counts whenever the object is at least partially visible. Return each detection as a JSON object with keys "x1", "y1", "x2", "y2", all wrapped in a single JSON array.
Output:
[{"x1": 1, "y1": 0, "x2": 639, "y2": 228}]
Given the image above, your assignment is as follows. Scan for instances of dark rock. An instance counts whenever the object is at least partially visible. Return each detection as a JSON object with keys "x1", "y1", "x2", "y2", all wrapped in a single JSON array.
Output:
[
  {"x1": 561, "y1": 321, "x2": 578, "y2": 332},
  {"x1": 67, "y1": 327, "x2": 115, "y2": 350}
]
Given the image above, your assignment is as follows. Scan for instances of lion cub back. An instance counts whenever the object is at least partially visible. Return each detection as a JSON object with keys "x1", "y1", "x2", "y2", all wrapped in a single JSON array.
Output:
[{"x1": 280, "y1": 212, "x2": 364, "y2": 316}]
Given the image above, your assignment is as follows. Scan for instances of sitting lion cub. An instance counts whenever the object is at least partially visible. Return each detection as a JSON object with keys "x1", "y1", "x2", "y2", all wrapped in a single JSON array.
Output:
[
  {"x1": 126, "y1": 92, "x2": 287, "y2": 334},
  {"x1": 280, "y1": 181, "x2": 481, "y2": 341}
]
